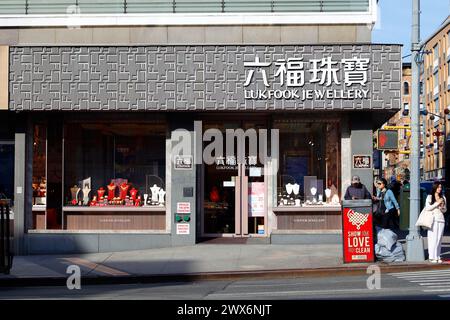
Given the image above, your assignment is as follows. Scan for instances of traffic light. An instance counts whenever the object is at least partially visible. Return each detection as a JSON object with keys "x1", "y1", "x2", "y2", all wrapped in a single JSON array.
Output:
[{"x1": 377, "y1": 129, "x2": 398, "y2": 150}]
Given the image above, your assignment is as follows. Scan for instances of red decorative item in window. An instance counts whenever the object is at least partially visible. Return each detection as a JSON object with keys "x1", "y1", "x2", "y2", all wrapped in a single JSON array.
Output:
[
  {"x1": 129, "y1": 187, "x2": 138, "y2": 201},
  {"x1": 135, "y1": 195, "x2": 141, "y2": 207},
  {"x1": 107, "y1": 182, "x2": 116, "y2": 200},
  {"x1": 97, "y1": 187, "x2": 106, "y2": 200},
  {"x1": 119, "y1": 182, "x2": 130, "y2": 200},
  {"x1": 209, "y1": 186, "x2": 220, "y2": 202}
]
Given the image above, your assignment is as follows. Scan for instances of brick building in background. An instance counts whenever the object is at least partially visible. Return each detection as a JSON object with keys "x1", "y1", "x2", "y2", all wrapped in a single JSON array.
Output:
[
  {"x1": 382, "y1": 62, "x2": 413, "y2": 182},
  {"x1": 423, "y1": 16, "x2": 450, "y2": 181}
]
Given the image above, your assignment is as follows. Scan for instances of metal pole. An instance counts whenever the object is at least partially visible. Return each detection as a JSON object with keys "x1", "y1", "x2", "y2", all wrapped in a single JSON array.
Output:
[{"x1": 406, "y1": 0, "x2": 425, "y2": 261}]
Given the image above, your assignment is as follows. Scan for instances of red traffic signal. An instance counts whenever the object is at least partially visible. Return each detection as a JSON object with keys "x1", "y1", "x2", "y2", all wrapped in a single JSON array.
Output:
[{"x1": 377, "y1": 130, "x2": 398, "y2": 150}]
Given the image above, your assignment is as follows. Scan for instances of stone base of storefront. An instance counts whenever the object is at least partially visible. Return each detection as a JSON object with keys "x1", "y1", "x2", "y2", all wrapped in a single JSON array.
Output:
[
  {"x1": 270, "y1": 230, "x2": 342, "y2": 245},
  {"x1": 23, "y1": 231, "x2": 343, "y2": 254},
  {"x1": 25, "y1": 232, "x2": 171, "y2": 254}
]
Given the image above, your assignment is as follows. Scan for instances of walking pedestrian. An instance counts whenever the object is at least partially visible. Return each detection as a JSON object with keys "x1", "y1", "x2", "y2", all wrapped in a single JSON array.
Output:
[
  {"x1": 424, "y1": 182, "x2": 447, "y2": 263},
  {"x1": 373, "y1": 178, "x2": 400, "y2": 230}
]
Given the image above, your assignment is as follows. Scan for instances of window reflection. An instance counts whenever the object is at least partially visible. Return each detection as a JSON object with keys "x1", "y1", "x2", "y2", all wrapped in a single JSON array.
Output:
[{"x1": 274, "y1": 119, "x2": 341, "y2": 206}]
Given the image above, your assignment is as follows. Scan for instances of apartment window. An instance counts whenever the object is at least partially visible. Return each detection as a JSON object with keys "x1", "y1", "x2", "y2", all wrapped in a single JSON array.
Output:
[
  {"x1": 434, "y1": 71, "x2": 439, "y2": 94},
  {"x1": 403, "y1": 103, "x2": 409, "y2": 115},
  {"x1": 435, "y1": 97, "x2": 440, "y2": 115},
  {"x1": 420, "y1": 81, "x2": 424, "y2": 95},
  {"x1": 434, "y1": 44, "x2": 440, "y2": 61},
  {"x1": 448, "y1": 30, "x2": 450, "y2": 54},
  {"x1": 403, "y1": 82, "x2": 410, "y2": 95}
]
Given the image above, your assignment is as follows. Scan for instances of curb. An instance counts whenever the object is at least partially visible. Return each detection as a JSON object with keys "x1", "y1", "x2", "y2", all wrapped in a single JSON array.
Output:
[{"x1": 0, "y1": 263, "x2": 449, "y2": 288}]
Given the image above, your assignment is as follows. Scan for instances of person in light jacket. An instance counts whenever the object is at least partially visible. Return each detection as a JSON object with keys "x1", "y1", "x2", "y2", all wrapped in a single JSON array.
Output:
[
  {"x1": 425, "y1": 182, "x2": 447, "y2": 263},
  {"x1": 374, "y1": 178, "x2": 400, "y2": 229}
]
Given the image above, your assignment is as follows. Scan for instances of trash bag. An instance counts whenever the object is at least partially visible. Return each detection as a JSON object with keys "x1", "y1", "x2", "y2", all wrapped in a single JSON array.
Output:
[
  {"x1": 375, "y1": 228, "x2": 406, "y2": 262},
  {"x1": 377, "y1": 242, "x2": 405, "y2": 262},
  {"x1": 376, "y1": 228, "x2": 397, "y2": 251}
]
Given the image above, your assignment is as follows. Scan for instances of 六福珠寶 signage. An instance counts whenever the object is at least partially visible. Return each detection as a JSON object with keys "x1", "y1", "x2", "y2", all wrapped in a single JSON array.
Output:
[{"x1": 244, "y1": 56, "x2": 370, "y2": 101}]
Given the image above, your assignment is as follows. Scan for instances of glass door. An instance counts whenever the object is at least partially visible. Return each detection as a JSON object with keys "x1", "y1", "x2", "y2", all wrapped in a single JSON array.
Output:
[
  {"x1": 201, "y1": 119, "x2": 267, "y2": 238},
  {"x1": 203, "y1": 162, "x2": 237, "y2": 235}
]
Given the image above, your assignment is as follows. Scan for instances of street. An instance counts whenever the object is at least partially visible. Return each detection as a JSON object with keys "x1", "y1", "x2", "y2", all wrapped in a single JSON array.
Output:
[{"x1": 1, "y1": 269, "x2": 450, "y2": 300}]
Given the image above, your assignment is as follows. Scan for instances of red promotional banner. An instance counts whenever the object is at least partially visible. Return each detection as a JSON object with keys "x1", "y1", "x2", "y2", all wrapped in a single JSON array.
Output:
[{"x1": 342, "y1": 207, "x2": 374, "y2": 263}]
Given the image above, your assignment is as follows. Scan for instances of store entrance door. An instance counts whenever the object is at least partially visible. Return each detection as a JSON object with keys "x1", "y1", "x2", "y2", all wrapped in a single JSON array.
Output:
[{"x1": 201, "y1": 121, "x2": 267, "y2": 238}]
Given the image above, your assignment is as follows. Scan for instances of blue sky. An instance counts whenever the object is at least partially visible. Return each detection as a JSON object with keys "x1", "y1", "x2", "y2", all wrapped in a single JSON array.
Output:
[{"x1": 372, "y1": 0, "x2": 450, "y2": 60}]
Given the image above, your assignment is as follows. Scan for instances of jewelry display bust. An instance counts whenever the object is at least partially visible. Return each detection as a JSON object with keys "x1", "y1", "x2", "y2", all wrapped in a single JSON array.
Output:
[
  {"x1": 129, "y1": 187, "x2": 138, "y2": 202},
  {"x1": 325, "y1": 188, "x2": 332, "y2": 203},
  {"x1": 135, "y1": 195, "x2": 142, "y2": 207},
  {"x1": 150, "y1": 184, "x2": 160, "y2": 203},
  {"x1": 70, "y1": 185, "x2": 81, "y2": 204},
  {"x1": 107, "y1": 182, "x2": 116, "y2": 200},
  {"x1": 292, "y1": 183, "x2": 299, "y2": 196},
  {"x1": 82, "y1": 184, "x2": 91, "y2": 206},
  {"x1": 318, "y1": 195, "x2": 323, "y2": 204},
  {"x1": 143, "y1": 194, "x2": 149, "y2": 206},
  {"x1": 311, "y1": 187, "x2": 317, "y2": 204},
  {"x1": 119, "y1": 182, "x2": 130, "y2": 200},
  {"x1": 97, "y1": 187, "x2": 105, "y2": 200},
  {"x1": 285, "y1": 183, "x2": 293, "y2": 195},
  {"x1": 158, "y1": 188, "x2": 166, "y2": 206}
]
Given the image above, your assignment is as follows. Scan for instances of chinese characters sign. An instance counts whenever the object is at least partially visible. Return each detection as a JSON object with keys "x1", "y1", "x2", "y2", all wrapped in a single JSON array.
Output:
[
  {"x1": 244, "y1": 55, "x2": 370, "y2": 101},
  {"x1": 353, "y1": 155, "x2": 372, "y2": 169},
  {"x1": 215, "y1": 155, "x2": 258, "y2": 169}
]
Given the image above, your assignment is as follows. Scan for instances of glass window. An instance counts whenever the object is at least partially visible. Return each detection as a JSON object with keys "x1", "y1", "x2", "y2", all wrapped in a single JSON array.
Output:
[
  {"x1": 435, "y1": 97, "x2": 440, "y2": 115},
  {"x1": 274, "y1": 120, "x2": 340, "y2": 206},
  {"x1": 403, "y1": 103, "x2": 409, "y2": 112},
  {"x1": 32, "y1": 124, "x2": 47, "y2": 207},
  {"x1": 434, "y1": 44, "x2": 440, "y2": 61},
  {"x1": 403, "y1": 82, "x2": 409, "y2": 95},
  {"x1": 64, "y1": 122, "x2": 167, "y2": 209}
]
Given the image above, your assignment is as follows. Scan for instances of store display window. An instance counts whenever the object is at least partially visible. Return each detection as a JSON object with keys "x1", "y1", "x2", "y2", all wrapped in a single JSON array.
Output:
[
  {"x1": 32, "y1": 124, "x2": 47, "y2": 207},
  {"x1": 63, "y1": 122, "x2": 167, "y2": 209},
  {"x1": 274, "y1": 119, "x2": 341, "y2": 207}
]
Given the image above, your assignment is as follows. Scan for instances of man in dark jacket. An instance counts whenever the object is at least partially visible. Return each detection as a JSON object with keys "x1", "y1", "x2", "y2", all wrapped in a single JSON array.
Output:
[{"x1": 344, "y1": 175, "x2": 372, "y2": 200}]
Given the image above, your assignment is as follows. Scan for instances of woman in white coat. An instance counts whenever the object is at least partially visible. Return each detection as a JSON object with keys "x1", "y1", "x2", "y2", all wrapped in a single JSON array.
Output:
[{"x1": 424, "y1": 182, "x2": 447, "y2": 263}]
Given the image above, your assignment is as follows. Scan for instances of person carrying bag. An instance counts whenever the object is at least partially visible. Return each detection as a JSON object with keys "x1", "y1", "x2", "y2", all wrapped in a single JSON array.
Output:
[
  {"x1": 373, "y1": 178, "x2": 400, "y2": 230},
  {"x1": 417, "y1": 182, "x2": 447, "y2": 263}
]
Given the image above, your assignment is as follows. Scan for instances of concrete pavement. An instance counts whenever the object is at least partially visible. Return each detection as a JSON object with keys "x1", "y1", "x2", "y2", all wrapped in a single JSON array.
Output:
[{"x1": 1, "y1": 236, "x2": 450, "y2": 287}]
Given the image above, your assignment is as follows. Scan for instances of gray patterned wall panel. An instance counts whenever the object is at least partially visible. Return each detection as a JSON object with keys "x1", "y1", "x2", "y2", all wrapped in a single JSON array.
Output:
[{"x1": 9, "y1": 45, "x2": 401, "y2": 111}]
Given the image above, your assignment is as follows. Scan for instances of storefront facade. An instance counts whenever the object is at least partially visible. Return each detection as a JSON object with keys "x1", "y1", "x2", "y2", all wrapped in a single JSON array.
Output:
[{"x1": 1, "y1": 42, "x2": 401, "y2": 254}]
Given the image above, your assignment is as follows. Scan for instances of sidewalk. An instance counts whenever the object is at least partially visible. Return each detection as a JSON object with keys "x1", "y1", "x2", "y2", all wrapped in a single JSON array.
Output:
[{"x1": 1, "y1": 237, "x2": 450, "y2": 287}]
